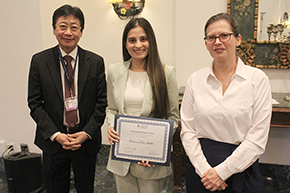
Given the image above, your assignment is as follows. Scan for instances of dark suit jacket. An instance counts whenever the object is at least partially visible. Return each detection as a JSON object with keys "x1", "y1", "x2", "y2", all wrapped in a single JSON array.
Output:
[{"x1": 28, "y1": 45, "x2": 107, "y2": 155}]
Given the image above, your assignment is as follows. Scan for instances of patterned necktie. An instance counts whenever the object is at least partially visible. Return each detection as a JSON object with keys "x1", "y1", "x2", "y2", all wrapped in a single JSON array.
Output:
[{"x1": 64, "y1": 55, "x2": 78, "y2": 127}]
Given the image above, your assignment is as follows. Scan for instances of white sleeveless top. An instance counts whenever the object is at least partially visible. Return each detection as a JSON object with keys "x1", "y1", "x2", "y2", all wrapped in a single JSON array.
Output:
[{"x1": 124, "y1": 70, "x2": 148, "y2": 116}]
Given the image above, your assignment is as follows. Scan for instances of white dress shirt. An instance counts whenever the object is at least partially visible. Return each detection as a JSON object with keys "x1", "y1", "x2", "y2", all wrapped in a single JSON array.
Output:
[
  {"x1": 180, "y1": 58, "x2": 272, "y2": 181},
  {"x1": 50, "y1": 47, "x2": 80, "y2": 141}
]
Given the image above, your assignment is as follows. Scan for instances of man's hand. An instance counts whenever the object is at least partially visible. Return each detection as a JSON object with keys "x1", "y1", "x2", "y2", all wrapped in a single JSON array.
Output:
[
  {"x1": 201, "y1": 168, "x2": 228, "y2": 192},
  {"x1": 55, "y1": 132, "x2": 88, "y2": 151},
  {"x1": 55, "y1": 133, "x2": 70, "y2": 146}
]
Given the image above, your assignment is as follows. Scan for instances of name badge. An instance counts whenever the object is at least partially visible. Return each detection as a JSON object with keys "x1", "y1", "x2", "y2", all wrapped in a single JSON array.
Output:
[{"x1": 65, "y1": 97, "x2": 78, "y2": 111}]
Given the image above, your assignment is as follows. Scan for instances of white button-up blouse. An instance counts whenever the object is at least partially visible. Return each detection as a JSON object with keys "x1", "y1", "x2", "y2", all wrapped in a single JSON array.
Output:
[{"x1": 180, "y1": 58, "x2": 272, "y2": 181}]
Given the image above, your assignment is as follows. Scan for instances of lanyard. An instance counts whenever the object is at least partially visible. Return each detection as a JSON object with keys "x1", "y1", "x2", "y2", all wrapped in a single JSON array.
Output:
[{"x1": 58, "y1": 47, "x2": 79, "y2": 91}]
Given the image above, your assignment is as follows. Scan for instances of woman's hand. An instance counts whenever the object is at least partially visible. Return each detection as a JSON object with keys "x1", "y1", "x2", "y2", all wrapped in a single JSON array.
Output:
[
  {"x1": 201, "y1": 168, "x2": 228, "y2": 192},
  {"x1": 107, "y1": 126, "x2": 120, "y2": 145},
  {"x1": 137, "y1": 160, "x2": 155, "y2": 168}
]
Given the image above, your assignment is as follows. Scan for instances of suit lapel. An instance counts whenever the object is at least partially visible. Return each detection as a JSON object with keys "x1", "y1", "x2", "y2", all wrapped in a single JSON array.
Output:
[
  {"x1": 47, "y1": 46, "x2": 63, "y2": 100},
  {"x1": 114, "y1": 62, "x2": 130, "y2": 114},
  {"x1": 77, "y1": 47, "x2": 89, "y2": 102},
  {"x1": 46, "y1": 46, "x2": 89, "y2": 102}
]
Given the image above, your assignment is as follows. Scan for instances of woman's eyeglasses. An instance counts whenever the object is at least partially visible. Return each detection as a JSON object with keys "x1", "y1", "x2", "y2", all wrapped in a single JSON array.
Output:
[{"x1": 204, "y1": 33, "x2": 236, "y2": 44}]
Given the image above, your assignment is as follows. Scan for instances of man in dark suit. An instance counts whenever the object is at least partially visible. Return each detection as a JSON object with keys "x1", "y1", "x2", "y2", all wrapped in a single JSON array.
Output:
[{"x1": 28, "y1": 4, "x2": 107, "y2": 193}]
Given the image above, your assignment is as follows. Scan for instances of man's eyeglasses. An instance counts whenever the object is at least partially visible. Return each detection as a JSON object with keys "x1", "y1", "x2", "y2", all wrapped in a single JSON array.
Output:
[
  {"x1": 204, "y1": 33, "x2": 236, "y2": 44},
  {"x1": 56, "y1": 24, "x2": 81, "y2": 32}
]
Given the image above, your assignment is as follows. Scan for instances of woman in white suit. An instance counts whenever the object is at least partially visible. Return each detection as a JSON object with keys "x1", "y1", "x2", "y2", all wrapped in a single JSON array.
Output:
[{"x1": 106, "y1": 17, "x2": 179, "y2": 193}]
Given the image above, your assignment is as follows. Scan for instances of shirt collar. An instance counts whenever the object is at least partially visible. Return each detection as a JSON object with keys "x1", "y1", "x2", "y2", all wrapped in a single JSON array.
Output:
[
  {"x1": 59, "y1": 46, "x2": 78, "y2": 60},
  {"x1": 207, "y1": 57, "x2": 247, "y2": 80},
  {"x1": 234, "y1": 57, "x2": 247, "y2": 80}
]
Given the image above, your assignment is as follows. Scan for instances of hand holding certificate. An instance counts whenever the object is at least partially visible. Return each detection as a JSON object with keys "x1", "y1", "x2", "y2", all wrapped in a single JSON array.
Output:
[{"x1": 111, "y1": 114, "x2": 174, "y2": 166}]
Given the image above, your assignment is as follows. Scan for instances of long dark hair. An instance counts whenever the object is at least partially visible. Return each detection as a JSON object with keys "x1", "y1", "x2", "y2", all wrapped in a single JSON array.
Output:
[{"x1": 122, "y1": 17, "x2": 169, "y2": 119}]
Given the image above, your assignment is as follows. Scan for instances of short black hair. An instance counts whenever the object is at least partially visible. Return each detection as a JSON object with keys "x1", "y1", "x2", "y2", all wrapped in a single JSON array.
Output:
[{"x1": 52, "y1": 4, "x2": 85, "y2": 32}]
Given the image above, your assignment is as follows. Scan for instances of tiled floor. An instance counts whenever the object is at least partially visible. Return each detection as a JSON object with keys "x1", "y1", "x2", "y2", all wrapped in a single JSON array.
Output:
[{"x1": 1, "y1": 145, "x2": 290, "y2": 193}]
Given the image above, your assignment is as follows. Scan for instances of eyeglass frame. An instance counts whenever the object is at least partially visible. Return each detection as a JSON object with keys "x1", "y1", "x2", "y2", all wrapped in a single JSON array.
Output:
[
  {"x1": 204, "y1": 33, "x2": 237, "y2": 44},
  {"x1": 55, "y1": 24, "x2": 82, "y2": 32}
]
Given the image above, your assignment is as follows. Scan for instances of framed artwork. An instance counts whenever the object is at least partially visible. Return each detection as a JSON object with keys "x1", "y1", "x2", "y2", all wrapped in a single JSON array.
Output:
[
  {"x1": 228, "y1": 0, "x2": 290, "y2": 69},
  {"x1": 255, "y1": 43, "x2": 280, "y2": 68}
]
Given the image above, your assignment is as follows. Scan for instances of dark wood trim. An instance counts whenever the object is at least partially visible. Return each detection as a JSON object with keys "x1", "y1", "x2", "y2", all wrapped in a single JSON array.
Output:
[{"x1": 271, "y1": 108, "x2": 290, "y2": 128}]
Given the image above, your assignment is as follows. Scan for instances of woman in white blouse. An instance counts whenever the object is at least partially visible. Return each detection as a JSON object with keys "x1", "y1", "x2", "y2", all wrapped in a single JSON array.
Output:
[
  {"x1": 106, "y1": 17, "x2": 179, "y2": 193},
  {"x1": 180, "y1": 13, "x2": 272, "y2": 193}
]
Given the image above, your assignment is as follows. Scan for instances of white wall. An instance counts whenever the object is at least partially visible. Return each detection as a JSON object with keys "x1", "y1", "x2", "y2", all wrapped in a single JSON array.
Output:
[
  {"x1": 0, "y1": 0, "x2": 290, "y2": 165},
  {"x1": 175, "y1": 0, "x2": 228, "y2": 87},
  {"x1": 0, "y1": 1, "x2": 43, "y2": 153}
]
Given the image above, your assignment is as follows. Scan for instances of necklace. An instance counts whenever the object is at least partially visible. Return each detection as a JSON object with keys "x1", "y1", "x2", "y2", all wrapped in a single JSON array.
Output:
[{"x1": 130, "y1": 71, "x2": 147, "y2": 84}]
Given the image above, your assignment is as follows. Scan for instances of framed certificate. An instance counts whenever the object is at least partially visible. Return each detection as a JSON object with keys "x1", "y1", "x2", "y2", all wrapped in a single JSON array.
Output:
[{"x1": 111, "y1": 114, "x2": 174, "y2": 166}]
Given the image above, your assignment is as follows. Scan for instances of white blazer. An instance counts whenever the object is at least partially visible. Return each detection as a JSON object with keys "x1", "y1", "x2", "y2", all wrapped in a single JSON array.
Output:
[{"x1": 106, "y1": 60, "x2": 180, "y2": 179}]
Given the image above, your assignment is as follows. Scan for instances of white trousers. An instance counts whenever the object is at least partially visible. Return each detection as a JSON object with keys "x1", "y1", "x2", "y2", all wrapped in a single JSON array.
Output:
[{"x1": 114, "y1": 169, "x2": 165, "y2": 193}]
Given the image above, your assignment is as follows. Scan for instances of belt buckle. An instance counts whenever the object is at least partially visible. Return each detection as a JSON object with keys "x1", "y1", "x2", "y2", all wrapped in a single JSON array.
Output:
[
  {"x1": 66, "y1": 126, "x2": 70, "y2": 133},
  {"x1": 66, "y1": 125, "x2": 79, "y2": 134}
]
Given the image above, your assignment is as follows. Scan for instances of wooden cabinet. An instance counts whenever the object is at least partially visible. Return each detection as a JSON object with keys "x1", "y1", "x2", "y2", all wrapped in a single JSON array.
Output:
[{"x1": 271, "y1": 93, "x2": 290, "y2": 128}]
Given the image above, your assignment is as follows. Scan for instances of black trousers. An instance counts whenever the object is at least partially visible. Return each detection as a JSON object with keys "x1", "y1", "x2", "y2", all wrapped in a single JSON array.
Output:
[
  {"x1": 186, "y1": 138, "x2": 264, "y2": 193},
  {"x1": 43, "y1": 146, "x2": 97, "y2": 193}
]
